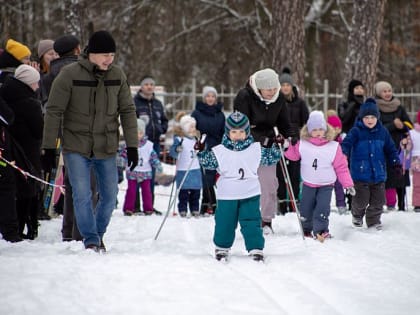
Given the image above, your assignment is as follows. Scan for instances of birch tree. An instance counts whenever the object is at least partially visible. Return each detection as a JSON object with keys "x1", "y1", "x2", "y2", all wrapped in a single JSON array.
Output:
[
  {"x1": 342, "y1": 0, "x2": 387, "y2": 95},
  {"x1": 272, "y1": 0, "x2": 306, "y2": 92}
]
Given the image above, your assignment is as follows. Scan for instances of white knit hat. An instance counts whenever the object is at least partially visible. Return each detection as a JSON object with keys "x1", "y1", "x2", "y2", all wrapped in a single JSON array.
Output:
[
  {"x1": 254, "y1": 68, "x2": 280, "y2": 90},
  {"x1": 180, "y1": 115, "x2": 196, "y2": 134},
  {"x1": 374, "y1": 81, "x2": 392, "y2": 96},
  {"x1": 202, "y1": 86, "x2": 217, "y2": 100},
  {"x1": 307, "y1": 111, "x2": 327, "y2": 133},
  {"x1": 14, "y1": 65, "x2": 40, "y2": 86}
]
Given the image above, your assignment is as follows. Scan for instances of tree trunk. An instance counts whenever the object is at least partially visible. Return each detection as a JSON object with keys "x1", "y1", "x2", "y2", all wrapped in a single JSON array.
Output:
[
  {"x1": 342, "y1": 0, "x2": 387, "y2": 96},
  {"x1": 272, "y1": 0, "x2": 306, "y2": 94}
]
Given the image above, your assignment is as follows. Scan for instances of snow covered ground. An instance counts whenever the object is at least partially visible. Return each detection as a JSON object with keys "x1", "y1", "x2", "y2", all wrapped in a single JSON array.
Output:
[{"x1": 1, "y1": 165, "x2": 420, "y2": 315}]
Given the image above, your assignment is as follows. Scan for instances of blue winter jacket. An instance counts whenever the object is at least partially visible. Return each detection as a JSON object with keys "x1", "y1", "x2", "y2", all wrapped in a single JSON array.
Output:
[
  {"x1": 191, "y1": 101, "x2": 225, "y2": 150},
  {"x1": 341, "y1": 119, "x2": 400, "y2": 183}
]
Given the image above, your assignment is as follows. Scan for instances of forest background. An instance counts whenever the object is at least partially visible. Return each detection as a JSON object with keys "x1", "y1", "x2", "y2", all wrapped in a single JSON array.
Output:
[{"x1": 1, "y1": 0, "x2": 419, "y2": 112}]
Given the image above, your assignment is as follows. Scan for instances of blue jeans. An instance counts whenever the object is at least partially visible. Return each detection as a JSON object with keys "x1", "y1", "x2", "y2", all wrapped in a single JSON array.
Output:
[{"x1": 64, "y1": 153, "x2": 117, "y2": 247}]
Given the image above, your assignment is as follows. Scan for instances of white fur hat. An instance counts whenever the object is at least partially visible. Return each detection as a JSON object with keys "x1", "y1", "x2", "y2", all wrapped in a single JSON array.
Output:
[{"x1": 180, "y1": 115, "x2": 196, "y2": 134}]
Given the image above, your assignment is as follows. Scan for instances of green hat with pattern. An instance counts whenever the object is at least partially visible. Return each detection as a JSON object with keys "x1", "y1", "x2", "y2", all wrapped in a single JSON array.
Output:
[{"x1": 225, "y1": 111, "x2": 250, "y2": 137}]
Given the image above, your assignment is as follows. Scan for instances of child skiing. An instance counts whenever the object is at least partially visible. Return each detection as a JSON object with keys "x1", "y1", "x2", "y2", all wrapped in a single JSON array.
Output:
[
  {"x1": 409, "y1": 110, "x2": 420, "y2": 212},
  {"x1": 285, "y1": 111, "x2": 355, "y2": 241},
  {"x1": 122, "y1": 118, "x2": 162, "y2": 216},
  {"x1": 196, "y1": 111, "x2": 281, "y2": 261},
  {"x1": 341, "y1": 98, "x2": 401, "y2": 229},
  {"x1": 327, "y1": 114, "x2": 347, "y2": 214},
  {"x1": 169, "y1": 114, "x2": 202, "y2": 217}
]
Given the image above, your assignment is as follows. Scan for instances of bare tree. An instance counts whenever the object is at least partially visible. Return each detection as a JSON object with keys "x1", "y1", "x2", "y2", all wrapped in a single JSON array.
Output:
[
  {"x1": 272, "y1": 0, "x2": 306, "y2": 93},
  {"x1": 342, "y1": 0, "x2": 387, "y2": 95}
]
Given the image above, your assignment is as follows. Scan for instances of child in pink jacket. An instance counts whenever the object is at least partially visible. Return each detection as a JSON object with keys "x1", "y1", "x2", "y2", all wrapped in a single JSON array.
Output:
[{"x1": 285, "y1": 111, "x2": 354, "y2": 241}]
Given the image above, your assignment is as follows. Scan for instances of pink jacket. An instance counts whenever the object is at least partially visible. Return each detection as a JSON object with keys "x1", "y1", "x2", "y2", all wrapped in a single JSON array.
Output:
[{"x1": 285, "y1": 137, "x2": 353, "y2": 188}]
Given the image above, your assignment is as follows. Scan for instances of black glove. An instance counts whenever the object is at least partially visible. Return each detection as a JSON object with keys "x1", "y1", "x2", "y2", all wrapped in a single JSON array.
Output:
[
  {"x1": 274, "y1": 134, "x2": 285, "y2": 145},
  {"x1": 194, "y1": 141, "x2": 205, "y2": 152},
  {"x1": 41, "y1": 149, "x2": 57, "y2": 172},
  {"x1": 127, "y1": 147, "x2": 139, "y2": 171}
]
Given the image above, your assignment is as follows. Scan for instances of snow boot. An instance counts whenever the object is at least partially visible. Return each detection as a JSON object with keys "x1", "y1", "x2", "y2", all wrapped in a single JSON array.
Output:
[
  {"x1": 215, "y1": 248, "x2": 229, "y2": 261},
  {"x1": 249, "y1": 249, "x2": 264, "y2": 262}
]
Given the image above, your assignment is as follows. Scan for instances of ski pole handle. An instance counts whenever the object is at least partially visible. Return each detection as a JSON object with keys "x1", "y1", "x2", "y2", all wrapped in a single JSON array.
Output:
[{"x1": 200, "y1": 134, "x2": 207, "y2": 143}]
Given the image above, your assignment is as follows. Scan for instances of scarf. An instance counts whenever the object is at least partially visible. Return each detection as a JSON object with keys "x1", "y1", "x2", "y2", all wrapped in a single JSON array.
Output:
[{"x1": 376, "y1": 97, "x2": 401, "y2": 113}]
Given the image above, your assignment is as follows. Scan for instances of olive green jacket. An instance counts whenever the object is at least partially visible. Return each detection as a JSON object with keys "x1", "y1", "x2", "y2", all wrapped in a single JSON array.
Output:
[{"x1": 42, "y1": 56, "x2": 138, "y2": 158}]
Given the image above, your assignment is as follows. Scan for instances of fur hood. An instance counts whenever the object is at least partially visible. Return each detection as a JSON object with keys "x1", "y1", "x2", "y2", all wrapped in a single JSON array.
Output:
[{"x1": 300, "y1": 123, "x2": 336, "y2": 141}]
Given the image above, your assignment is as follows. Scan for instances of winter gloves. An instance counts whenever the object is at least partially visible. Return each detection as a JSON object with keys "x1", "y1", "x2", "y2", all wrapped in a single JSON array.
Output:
[
  {"x1": 193, "y1": 140, "x2": 205, "y2": 152},
  {"x1": 126, "y1": 147, "x2": 139, "y2": 171}
]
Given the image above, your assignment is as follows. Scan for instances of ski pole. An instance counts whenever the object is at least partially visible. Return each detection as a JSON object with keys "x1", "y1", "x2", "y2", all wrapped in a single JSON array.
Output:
[
  {"x1": 154, "y1": 134, "x2": 207, "y2": 240},
  {"x1": 274, "y1": 127, "x2": 305, "y2": 240}
]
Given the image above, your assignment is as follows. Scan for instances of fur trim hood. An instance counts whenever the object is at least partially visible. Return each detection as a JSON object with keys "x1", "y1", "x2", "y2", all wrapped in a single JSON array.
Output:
[{"x1": 300, "y1": 123, "x2": 335, "y2": 141}]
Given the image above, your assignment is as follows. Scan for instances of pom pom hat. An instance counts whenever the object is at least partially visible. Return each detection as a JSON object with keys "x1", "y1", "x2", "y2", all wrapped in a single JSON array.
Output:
[
  {"x1": 358, "y1": 98, "x2": 380, "y2": 119},
  {"x1": 14, "y1": 65, "x2": 40, "y2": 86},
  {"x1": 254, "y1": 68, "x2": 280, "y2": 90},
  {"x1": 279, "y1": 67, "x2": 294, "y2": 85},
  {"x1": 225, "y1": 111, "x2": 250, "y2": 137},
  {"x1": 6, "y1": 39, "x2": 31, "y2": 61},
  {"x1": 307, "y1": 111, "x2": 327, "y2": 133},
  {"x1": 86, "y1": 30, "x2": 116, "y2": 54}
]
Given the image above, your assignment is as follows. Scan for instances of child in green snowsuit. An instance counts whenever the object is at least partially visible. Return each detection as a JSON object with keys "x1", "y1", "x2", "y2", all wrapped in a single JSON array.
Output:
[{"x1": 196, "y1": 111, "x2": 281, "y2": 261}]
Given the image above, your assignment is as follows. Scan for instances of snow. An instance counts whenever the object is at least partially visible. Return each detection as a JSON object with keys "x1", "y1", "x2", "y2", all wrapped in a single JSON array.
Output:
[{"x1": 1, "y1": 164, "x2": 420, "y2": 315}]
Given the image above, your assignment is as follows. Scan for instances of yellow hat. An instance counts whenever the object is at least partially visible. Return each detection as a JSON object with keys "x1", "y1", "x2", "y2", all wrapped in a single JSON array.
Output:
[{"x1": 6, "y1": 39, "x2": 31, "y2": 61}]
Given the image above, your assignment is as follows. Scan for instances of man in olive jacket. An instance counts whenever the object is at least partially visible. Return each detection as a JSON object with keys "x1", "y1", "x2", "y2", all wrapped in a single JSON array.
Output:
[{"x1": 42, "y1": 31, "x2": 138, "y2": 251}]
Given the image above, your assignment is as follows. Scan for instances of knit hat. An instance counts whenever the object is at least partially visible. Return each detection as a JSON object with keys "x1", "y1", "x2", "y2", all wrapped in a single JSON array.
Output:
[
  {"x1": 358, "y1": 98, "x2": 380, "y2": 119},
  {"x1": 202, "y1": 86, "x2": 217, "y2": 100},
  {"x1": 180, "y1": 115, "x2": 196, "y2": 134},
  {"x1": 327, "y1": 115, "x2": 342, "y2": 129},
  {"x1": 348, "y1": 79, "x2": 364, "y2": 96},
  {"x1": 37, "y1": 39, "x2": 54, "y2": 59},
  {"x1": 279, "y1": 67, "x2": 294, "y2": 85},
  {"x1": 14, "y1": 64, "x2": 40, "y2": 86},
  {"x1": 6, "y1": 39, "x2": 31, "y2": 61},
  {"x1": 374, "y1": 81, "x2": 392, "y2": 96},
  {"x1": 53, "y1": 35, "x2": 80, "y2": 56},
  {"x1": 86, "y1": 30, "x2": 116, "y2": 54},
  {"x1": 225, "y1": 111, "x2": 250, "y2": 137},
  {"x1": 254, "y1": 68, "x2": 280, "y2": 90},
  {"x1": 140, "y1": 76, "x2": 155, "y2": 86},
  {"x1": 137, "y1": 118, "x2": 146, "y2": 134},
  {"x1": 307, "y1": 111, "x2": 327, "y2": 133}
]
